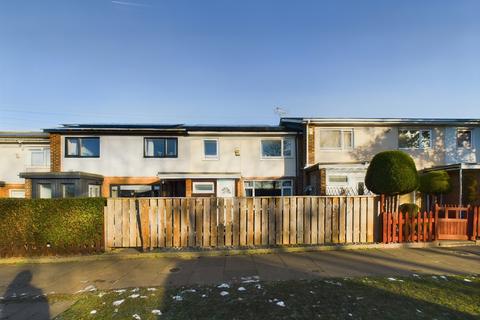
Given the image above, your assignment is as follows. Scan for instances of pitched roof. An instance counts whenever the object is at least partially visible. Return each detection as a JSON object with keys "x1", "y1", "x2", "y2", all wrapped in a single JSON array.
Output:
[{"x1": 280, "y1": 117, "x2": 480, "y2": 126}]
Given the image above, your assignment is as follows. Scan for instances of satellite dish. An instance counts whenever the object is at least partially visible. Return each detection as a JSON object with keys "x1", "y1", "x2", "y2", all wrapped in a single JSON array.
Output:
[{"x1": 274, "y1": 107, "x2": 288, "y2": 117}]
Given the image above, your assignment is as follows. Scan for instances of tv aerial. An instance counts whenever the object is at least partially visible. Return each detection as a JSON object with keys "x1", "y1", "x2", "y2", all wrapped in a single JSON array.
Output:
[{"x1": 274, "y1": 107, "x2": 288, "y2": 118}]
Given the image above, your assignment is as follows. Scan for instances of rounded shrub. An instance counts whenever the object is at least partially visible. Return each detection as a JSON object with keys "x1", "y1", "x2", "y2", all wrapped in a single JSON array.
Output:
[
  {"x1": 419, "y1": 170, "x2": 452, "y2": 195},
  {"x1": 398, "y1": 203, "x2": 419, "y2": 217},
  {"x1": 365, "y1": 150, "x2": 419, "y2": 196}
]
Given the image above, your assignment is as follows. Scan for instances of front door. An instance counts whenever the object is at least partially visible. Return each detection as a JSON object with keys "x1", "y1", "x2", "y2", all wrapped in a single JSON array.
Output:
[{"x1": 216, "y1": 179, "x2": 235, "y2": 197}]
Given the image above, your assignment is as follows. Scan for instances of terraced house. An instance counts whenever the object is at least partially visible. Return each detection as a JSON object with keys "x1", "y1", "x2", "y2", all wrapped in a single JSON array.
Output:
[
  {"x1": 0, "y1": 132, "x2": 50, "y2": 198},
  {"x1": 281, "y1": 118, "x2": 480, "y2": 204},
  {"x1": 2, "y1": 118, "x2": 480, "y2": 205},
  {"x1": 19, "y1": 124, "x2": 298, "y2": 198}
]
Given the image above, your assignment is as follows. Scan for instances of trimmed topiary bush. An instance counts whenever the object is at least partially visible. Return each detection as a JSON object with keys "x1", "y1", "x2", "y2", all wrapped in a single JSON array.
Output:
[
  {"x1": 365, "y1": 150, "x2": 419, "y2": 196},
  {"x1": 0, "y1": 198, "x2": 105, "y2": 254},
  {"x1": 419, "y1": 170, "x2": 452, "y2": 195}
]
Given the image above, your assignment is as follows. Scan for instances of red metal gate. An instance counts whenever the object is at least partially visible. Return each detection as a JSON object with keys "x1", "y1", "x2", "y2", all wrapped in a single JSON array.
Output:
[{"x1": 434, "y1": 205, "x2": 478, "y2": 240}]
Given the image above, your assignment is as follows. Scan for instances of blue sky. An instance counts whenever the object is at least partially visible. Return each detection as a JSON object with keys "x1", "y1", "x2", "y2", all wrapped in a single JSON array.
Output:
[{"x1": 1, "y1": 0, "x2": 479, "y2": 130}]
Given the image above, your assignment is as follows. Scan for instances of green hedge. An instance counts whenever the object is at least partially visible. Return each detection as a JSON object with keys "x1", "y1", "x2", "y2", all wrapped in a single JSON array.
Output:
[{"x1": 0, "y1": 198, "x2": 105, "y2": 248}]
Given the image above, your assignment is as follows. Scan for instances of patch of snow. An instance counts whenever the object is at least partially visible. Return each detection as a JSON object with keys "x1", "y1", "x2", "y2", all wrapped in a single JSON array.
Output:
[
  {"x1": 90, "y1": 310, "x2": 97, "y2": 314},
  {"x1": 112, "y1": 299, "x2": 125, "y2": 307},
  {"x1": 152, "y1": 310, "x2": 162, "y2": 315},
  {"x1": 76, "y1": 285, "x2": 97, "y2": 293},
  {"x1": 172, "y1": 295, "x2": 183, "y2": 301},
  {"x1": 114, "y1": 308, "x2": 118, "y2": 313},
  {"x1": 416, "y1": 309, "x2": 423, "y2": 313},
  {"x1": 98, "y1": 292, "x2": 105, "y2": 298},
  {"x1": 114, "y1": 289, "x2": 126, "y2": 294},
  {"x1": 348, "y1": 313, "x2": 353, "y2": 317},
  {"x1": 238, "y1": 287, "x2": 246, "y2": 292},
  {"x1": 464, "y1": 278, "x2": 472, "y2": 282},
  {"x1": 356, "y1": 297, "x2": 364, "y2": 300},
  {"x1": 255, "y1": 284, "x2": 262, "y2": 289},
  {"x1": 217, "y1": 283, "x2": 230, "y2": 289},
  {"x1": 132, "y1": 314, "x2": 141, "y2": 320},
  {"x1": 241, "y1": 276, "x2": 260, "y2": 283},
  {"x1": 431, "y1": 276, "x2": 438, "y2": 279},
  {"x1": 412, "y1": 274, "x2": 420, "y2": 278},
  {"x1": 147, "y1": 288, "x2": 157, "y2": 291},
  {"x1": 440, "y1": 276, "x2": 447, "y2": 280},
  {"x1": 131, "y1": 288, "x2": 139, "y2": 292},
  {"x1": 387, "y1": 277, "x2": 397, "y2": 281},
  {"x1": 183, "y1": 289, "x2": 196, "y2": 293},
  {"x1": 276, "y1": 301, "x2": 286, "y2": 307},
  {"x1": 201, "y1": 294, "x2": 207, "y2": 298},
  {"x1": 220, "y1": 291, "x2": 229, "y2": 296},
  {"x1": 129, "y1": 294, "x2": 140, "y2": 299},
  {"x1": 140, "y1": 295, "x2": 147, "y2": 299},
  {"x1": 324, "y1": 280, "x2": 342, "y2": 286}
]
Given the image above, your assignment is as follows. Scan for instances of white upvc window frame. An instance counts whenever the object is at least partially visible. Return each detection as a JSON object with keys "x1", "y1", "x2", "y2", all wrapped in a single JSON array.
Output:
[
  {"x1": 192, "y1": 181, "x2": 215, "y2": 194},
  {"x1": 244, "y1": 179, "x2": 293, "y2": 196},
  {"x1": 327, "y1": 175, "x2": 349, "y2": 186},
  {"x1": 456, "y1": 128, "x2": 473, "y2": 149},
  {"x1": 260, "y1": 138, "x2": 294, "y2": 159},
  {"x1": 318, "y1": 128, "x2": 354, "y2": 151},
  {"x1": 398, "y1": 128, "x2": 432, "y2": 150},
  {"x1": 27, "y1": 147, "x2": 50, "y2": 168},
  {"x1": 9, "y1": 189, "x2": 25, "y2": 198},
  {"x1": 203, "y1": 139, "x2": 219, "y2": 160},
  {"x1": 88, "y1": 184, "x2": 101, "y2": 197}
]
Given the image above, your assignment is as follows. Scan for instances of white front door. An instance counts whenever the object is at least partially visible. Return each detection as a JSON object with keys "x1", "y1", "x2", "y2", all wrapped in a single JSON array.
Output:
[{"x1": 216, "y1": 179, "x2": 235, "y2": 197}]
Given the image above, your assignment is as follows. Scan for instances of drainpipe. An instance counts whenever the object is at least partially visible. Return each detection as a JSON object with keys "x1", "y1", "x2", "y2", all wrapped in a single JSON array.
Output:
[
  {"x1": 459, "y1": 166, "x2": 463, "y2": 206},
  {"x1": 306, "y1": 120, "x2": 311, "y2": 167}
]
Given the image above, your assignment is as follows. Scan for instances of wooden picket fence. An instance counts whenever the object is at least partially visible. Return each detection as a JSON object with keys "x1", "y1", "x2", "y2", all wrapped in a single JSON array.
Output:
[
  {"x1": 104, "y1": 196, "x2": 379, "y2": 250},
  {"x1": 382, "y1": 211, "x2": 436, "y2": 243}
]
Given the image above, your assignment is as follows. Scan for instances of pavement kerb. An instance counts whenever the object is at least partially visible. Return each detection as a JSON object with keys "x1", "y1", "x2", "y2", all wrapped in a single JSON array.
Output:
[{"x1": 1, "y1": 240, "x2": 477, "y2": 266}]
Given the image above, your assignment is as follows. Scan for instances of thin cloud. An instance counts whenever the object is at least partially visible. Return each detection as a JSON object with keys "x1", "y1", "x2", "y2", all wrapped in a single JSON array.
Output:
[{"x1": 111, "y1": 0, "x2": 150, "y2": 7}]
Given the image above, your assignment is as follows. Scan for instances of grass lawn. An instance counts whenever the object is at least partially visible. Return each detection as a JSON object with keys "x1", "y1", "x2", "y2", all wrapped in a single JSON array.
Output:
[{"x1": 54, "y1": 275, "x2": 479, "y2": 320}]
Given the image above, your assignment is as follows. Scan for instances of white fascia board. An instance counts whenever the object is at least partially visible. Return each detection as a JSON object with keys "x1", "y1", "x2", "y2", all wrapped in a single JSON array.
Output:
[
  {"x1": 187, "y1": 131, "x2": 299, "y2": 136},
  {"x1": 157, "y1": 172, "x2": 242, "y2": 179}
]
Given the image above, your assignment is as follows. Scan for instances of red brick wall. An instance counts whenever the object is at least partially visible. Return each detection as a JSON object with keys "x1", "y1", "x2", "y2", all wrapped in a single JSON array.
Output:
[
  {"x1": 0, "y1": 183, "x2": 26, "y2": 198},
  {"x1": 50, "y1": 134, "x2": 61, "y2": 172}
]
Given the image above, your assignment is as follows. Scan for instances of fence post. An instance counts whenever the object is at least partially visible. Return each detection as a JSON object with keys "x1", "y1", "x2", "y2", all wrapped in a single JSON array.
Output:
[
  {"x1": 472, "y1": 206, "x2": 478, "y2": 241},
  {"x1": 434, "y1": 204, "x2": 439, "y2": 241},
  {"x1": 382, "y1": 211, "x2": 387, "y2": 243},
  {"x1": 398, "y1": 212, "x2": 403, "y2": 243},
  {"x1": 139, "y1": 199, "x2": 150, "y2": 251}
]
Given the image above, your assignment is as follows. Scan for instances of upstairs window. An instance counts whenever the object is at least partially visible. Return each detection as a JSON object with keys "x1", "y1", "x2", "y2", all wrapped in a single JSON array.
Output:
[
  {"x1": 144, "y1": 138, "x2": 178, "y2": 158},
  {"x1": 398, "y1": 129, "x2": 431, "y2": 149},
  {"x1": 29, "y1": 148, "x2": 50, "y2": 167},
  {"x1": 457, "y1": 129, "x2": 472, "y2": 148},
  {"x1": 204, "y1": 139, "x2": 218, "y2": 159},
  {"x1": 66, "y1": 137, "x2": 100, "y2": 157},
  {"x1": 261, "y1": 139, "x2": 293, "y2": 158},
  {"x1": 319, "y1": 129, "x2": 353, "y2": 150}
]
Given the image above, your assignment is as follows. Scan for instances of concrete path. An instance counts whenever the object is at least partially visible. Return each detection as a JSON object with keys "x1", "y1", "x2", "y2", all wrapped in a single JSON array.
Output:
[{"x1": 0, "y1": 245, "x2": 479, "y2": 319}]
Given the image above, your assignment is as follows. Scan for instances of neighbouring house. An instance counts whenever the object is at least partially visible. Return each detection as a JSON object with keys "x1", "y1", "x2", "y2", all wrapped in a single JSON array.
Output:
[
  {"x1": 20, "y1": 124, "x2": 298, "y2": 198},
  {"x1": 0, "y1": 132, "x2": 50, "y2": 198},
  {"x1": 281, "y1": 118, "x2": 480, "y2": 205}
]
